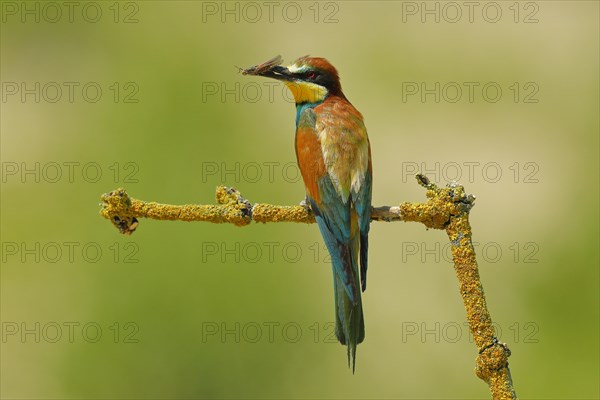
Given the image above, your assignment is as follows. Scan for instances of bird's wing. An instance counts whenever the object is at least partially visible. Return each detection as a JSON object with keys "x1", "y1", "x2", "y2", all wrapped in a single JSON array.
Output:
[{"x1": 316, "y1": 101, "x2": 372, "y2": 292}]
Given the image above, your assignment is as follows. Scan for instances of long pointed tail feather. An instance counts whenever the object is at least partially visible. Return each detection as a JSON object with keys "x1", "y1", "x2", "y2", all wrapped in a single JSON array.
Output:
[
  {"x1": 333, "y1": 235, "x2": 364, "y2": 373},
  {"x1": 310, "y1": 198, "x2": 365, "y2": 371}
]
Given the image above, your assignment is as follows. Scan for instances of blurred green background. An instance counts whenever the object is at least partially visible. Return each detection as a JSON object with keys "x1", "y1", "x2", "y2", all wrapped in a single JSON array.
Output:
[{"x1": 1, "y1": 1, "x2": 598, "y2": 398}]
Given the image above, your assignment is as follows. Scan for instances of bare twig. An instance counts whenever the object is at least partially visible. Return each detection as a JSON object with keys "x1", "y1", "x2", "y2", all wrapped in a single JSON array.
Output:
[{"x1": 99, "y1": 174, "x2": 515, "y2": 399}]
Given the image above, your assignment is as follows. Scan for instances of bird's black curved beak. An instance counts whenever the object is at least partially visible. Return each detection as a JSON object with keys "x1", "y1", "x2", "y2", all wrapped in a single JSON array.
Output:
[{"x1": 257, "y1": 65, "x2": 295, "y2": 81}]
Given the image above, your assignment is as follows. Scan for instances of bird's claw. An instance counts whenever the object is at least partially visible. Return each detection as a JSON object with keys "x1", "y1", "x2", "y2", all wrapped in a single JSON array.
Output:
[{"x1": 299, "y1": 196, "x2": 311, "y2": 211}]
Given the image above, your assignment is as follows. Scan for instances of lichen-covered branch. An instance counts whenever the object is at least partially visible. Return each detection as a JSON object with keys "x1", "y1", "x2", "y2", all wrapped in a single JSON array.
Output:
[{"x1": 99, "y1": 174, "x2": 515, "y2": 399}]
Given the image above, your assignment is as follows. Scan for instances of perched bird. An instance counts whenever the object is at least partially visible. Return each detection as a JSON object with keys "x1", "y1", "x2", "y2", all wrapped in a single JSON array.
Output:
[{"x1": 242, "y1": 56, "x2": 372, "y2": 371}]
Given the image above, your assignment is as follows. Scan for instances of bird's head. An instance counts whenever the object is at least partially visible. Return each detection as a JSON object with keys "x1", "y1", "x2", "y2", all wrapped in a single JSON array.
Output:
[{"x1": 242, "y1": 55, "x2": 343, "y2": 104}]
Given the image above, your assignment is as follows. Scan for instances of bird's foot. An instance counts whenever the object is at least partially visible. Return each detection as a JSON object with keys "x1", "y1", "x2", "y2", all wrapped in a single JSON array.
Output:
[{"x1": 299, "y1": 196, "x2": 311, "y2": 211}]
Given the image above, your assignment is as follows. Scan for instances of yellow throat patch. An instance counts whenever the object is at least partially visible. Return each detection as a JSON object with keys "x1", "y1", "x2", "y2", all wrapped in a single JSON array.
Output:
[{"x1": 285, "y1": 81, "x2": 328, "y2": 104}]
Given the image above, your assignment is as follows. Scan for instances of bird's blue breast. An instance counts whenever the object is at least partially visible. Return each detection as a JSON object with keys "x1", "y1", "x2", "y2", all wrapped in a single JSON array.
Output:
[{"x1": 295, "y1": 101, "x2": 323, "y2": 127}]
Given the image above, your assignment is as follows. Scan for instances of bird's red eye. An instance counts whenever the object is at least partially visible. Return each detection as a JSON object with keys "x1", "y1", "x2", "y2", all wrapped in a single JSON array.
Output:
[{"x1": 307, "y1": 71, "x2": 316, "y2": 79}]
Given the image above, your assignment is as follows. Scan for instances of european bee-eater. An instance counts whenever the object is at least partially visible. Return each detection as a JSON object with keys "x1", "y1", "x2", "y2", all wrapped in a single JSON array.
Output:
[{"x1": 243, "y1": 56, "x2": 372, "y2": 371}]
